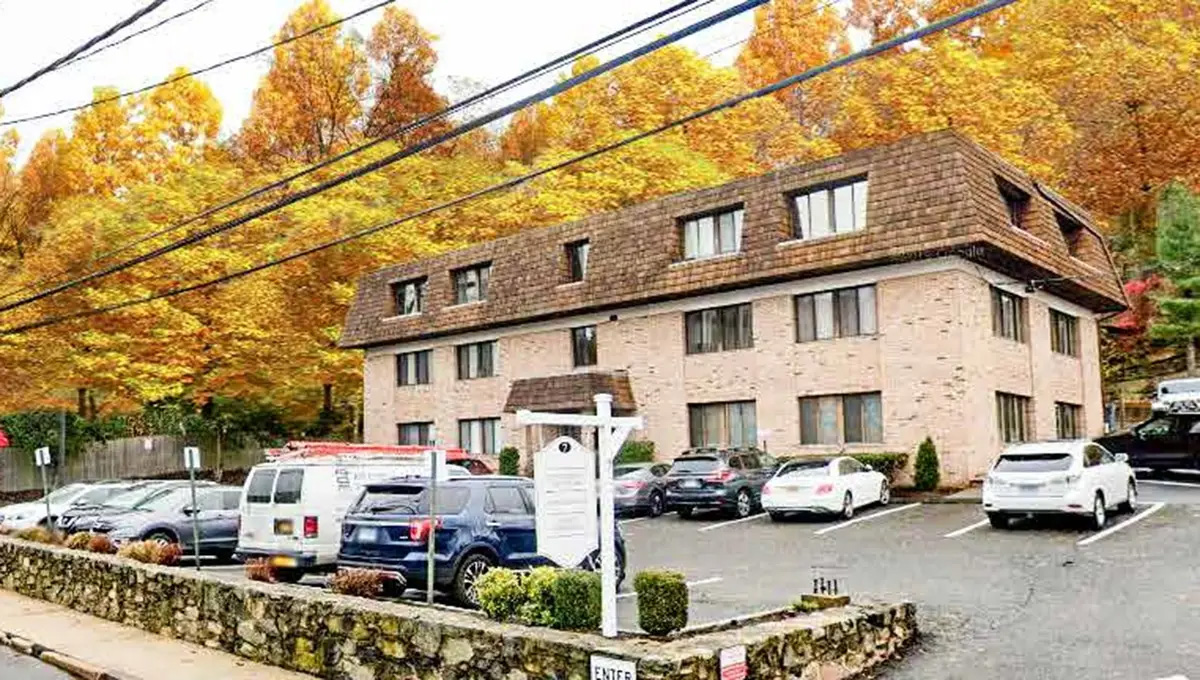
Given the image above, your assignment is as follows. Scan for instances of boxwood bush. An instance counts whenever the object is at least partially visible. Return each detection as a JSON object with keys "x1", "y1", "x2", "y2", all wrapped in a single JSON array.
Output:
[
  {"x1": 914, "y1": 437, "x2": 940, "y2": 491},
  {"x1": 848, "y1": 453, "x2": 909, "y2": 482},
  {"x1": 518, "y1": 566, "x2": 558, "y2": 627},
  {"x1": 616, "y1": 440, "x2": 655, "y2": 464},
  {"x1": 549, "y1": 570, "x2": 601, "y2": 630},
  {"x1": 633, "y1": 570, "x2": 688, "y2": 636},
  {"x1": 475, "y1": 568, "x2": 525, "y2": 621},
  {"x1": 498, "y1": 447, "x2": 521, "y2": 476}
]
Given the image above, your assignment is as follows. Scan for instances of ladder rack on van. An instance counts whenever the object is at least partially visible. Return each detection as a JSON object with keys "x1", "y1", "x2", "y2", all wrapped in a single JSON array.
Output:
[{"x1": 264, "y1": 441, "x2": 471, "y2": 462}]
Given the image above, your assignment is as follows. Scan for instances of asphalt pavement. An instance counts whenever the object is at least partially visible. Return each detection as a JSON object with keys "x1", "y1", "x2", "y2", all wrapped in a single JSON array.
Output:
[{"x1": 0, "y1": 646, "x2": 70, "y2": 679}]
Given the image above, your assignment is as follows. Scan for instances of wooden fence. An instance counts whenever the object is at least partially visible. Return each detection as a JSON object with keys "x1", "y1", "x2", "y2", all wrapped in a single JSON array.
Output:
[{"x1": 0, "y1": 436, "x2": 265, "y2": 492}]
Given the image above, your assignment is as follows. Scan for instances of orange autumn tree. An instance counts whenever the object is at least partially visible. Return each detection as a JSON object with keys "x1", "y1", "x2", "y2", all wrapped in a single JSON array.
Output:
[{"x1": 364, "y1": 6, "x2": 448, "y2": 142}]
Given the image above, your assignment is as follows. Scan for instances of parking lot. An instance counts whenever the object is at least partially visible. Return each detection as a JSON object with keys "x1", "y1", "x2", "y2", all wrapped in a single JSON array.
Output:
[{"x1": 618, "y1": 476, "x2": 1200, "y2": 679}]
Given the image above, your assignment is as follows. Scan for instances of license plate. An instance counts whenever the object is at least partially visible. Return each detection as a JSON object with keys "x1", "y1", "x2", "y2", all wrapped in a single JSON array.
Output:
[
  {"x1": 356, "y1": 526, "x2": 378, "y2": 543},
  {"x1": 1017, "y1": 484, "x2": 1041, "y2": 492},
  {"x1": 781, "y1": 486, "x2": 800, "y2": 492},
  {"x1": 269, "y1": 555, "x2": 297, "y2": 568},
  {"x1": 274, "y1": 519, "x2": 294, "y2": 535},
  {"x1": 681, "y1": 479, "x2": 700, "y2": 489}
]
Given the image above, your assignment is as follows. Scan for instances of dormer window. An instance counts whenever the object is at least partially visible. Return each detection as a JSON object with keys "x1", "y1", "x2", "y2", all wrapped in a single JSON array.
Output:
[
  {"x1": 792, "y1": 177, "x2": 867, "y2": 239},
  {"x1": 566, "y1": 240, "x2": 590, "y2": 282},
  {"x1": 392, "y1": 277, "x2": 426, "y2": 316},
  {"x1": 997, "y1": 177, "x2": 1030, "y2": 230},
  {"x1": 452, "y1": 263, "x2": 491, "y2": 304},
  {"x1": 1056, "y1": 213, "x2": 1084, "y2": 256},
  {"x1": 681, "y1": 206, "x2": 743, "y2": 261}
]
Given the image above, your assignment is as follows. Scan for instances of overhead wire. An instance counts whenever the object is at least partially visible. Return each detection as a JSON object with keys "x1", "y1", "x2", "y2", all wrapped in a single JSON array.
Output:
[
  {"x1": 0, "y1": 0, "x2": 1020, "y2": 336},
  {"x1": 0, "y1": 0, "x2": 169, "y2": 98},
  {"x1": 0, "y1": 0, "x2": 768, "y2": 315},
  {"x1": 61, "y1": 0, "x2": 218, "y2": 68},
  {"x1": 0, "y1": 0, "x2": 718, "y2": 303}
]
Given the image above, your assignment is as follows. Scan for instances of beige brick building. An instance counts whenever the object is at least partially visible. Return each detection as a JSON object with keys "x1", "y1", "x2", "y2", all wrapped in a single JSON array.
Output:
[{"x1": 340, "y1": 131, "x2": 1126, "y2": 485}]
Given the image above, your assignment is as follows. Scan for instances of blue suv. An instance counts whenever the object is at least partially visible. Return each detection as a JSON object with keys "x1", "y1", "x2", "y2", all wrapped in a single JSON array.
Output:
[{"x1": 337, "y1": 476, "x2": 626, "y2": 606}]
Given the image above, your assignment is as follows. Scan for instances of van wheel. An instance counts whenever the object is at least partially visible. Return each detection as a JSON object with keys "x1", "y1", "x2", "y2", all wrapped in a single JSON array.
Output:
[
  {"x1": 454, "y1": 553, "x2": 495, "y2": 607},
  {"x1": 273, "y1": 568, "x2": 304, "y2": 584}
]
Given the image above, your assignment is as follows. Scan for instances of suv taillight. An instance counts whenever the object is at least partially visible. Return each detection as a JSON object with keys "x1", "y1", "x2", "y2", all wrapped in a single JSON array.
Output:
[
  {"x1": 706, "y1": 468, "x2": 736, "y2": 483},
  {"x1": 303, "y1": 516, "x2": 319, "y2": 538},
  {"x1": 408, "y1": 517, "x2": 442, "y2": 543}
]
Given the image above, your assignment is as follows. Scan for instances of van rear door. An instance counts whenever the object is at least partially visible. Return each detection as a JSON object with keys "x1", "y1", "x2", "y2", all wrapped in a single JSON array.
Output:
[
  {"x1": 270, "y1": 468, "x2": 305, "y2": 556},
  {"x1": 239, "y1": 467, "x2": 278, "y2": 553}
]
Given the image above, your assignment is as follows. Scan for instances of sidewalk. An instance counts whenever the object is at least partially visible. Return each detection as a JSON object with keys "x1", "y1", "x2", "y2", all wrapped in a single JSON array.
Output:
[{"x1": 0, "y1": 589, "x2": 313, "y2": 680}]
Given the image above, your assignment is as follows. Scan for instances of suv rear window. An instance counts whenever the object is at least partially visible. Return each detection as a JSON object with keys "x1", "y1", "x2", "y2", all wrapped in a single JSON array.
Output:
[
  {"x1": 273, "y1": 469, "x2": 304, "y2": 504},
  {"x1": 352, "y1": 485, "x2": 471, "y2": 515},
  {"x1": 246, "y1": 469, "x2": 277, "y2": 504},
  {"x1": 994, "y1": 454, "x2": 1073, "y2": 472},
  {"x1": 670, "y1": 457, "x2": 720, "y2": 474}
]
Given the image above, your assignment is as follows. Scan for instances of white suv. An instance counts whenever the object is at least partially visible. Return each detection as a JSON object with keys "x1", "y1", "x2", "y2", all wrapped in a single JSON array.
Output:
[{"x1": 983, "y1": 441, "x2": 1137, "y2": 530}]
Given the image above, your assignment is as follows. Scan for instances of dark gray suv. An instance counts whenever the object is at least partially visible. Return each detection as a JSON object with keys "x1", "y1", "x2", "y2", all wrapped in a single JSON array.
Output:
[{"x1": 664, "y1": 448, "x2": 778, "y2": 519}]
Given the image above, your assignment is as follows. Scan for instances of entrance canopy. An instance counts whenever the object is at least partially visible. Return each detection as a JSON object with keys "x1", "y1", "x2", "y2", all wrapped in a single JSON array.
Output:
[{"x1": 504, "y1": 371, "x2": 636, "y2": 413}]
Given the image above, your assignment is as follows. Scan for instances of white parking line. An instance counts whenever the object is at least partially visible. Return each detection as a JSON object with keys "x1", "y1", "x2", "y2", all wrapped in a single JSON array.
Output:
[
  {"x1": 617, "y1": 576, "x2": 723, "y2": 599},
  {"x1": 943, "y1": 518, "x2": 989, "y2": 538},
  {"x1": 813, "y1": 503, "x2": 921, "y2": 536},
  {"x1": 1138, "y1": 479, "x2": 1200, "y2": 489},
  {"x1": 619, "y1": 517, "x2": 650, "y2": 526},
  {"x1": 1077, "y1": 502, "x2": 1166, "y2": 547},
  {"x1": 697, "y1": 513, "x2": 767, "y2": 533}
]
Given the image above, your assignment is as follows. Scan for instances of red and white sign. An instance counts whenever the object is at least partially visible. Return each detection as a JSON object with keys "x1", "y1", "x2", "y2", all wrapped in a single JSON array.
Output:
[{"x1": 720, "y1": 646, "x2": 747, "y2": 680}]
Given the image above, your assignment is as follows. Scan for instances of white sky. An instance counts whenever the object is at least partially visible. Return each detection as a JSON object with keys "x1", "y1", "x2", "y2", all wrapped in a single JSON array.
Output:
[{"x1": 0, "y1": 0, "x2": 755, "y2": 165}]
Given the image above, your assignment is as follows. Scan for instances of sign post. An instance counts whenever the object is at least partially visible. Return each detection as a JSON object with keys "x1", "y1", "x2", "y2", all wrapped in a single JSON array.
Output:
[
  {"x1": 518, "y1": 393, "x2": 643, "y2": 639},
  {"x1": 34, "y1": 447, "x2": 53, "y2": 533},
  {"x1": 183, "y1": 446, "x2": 202, "y2": 571},
  {"x1": 426, "y1": 428, "x2": 444, "y2": 605}
]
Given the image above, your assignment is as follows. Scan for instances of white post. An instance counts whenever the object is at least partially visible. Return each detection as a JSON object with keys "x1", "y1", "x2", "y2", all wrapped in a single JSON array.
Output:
[{"x1": 595, "y1": 393, "x2": 618, "y2": 638}]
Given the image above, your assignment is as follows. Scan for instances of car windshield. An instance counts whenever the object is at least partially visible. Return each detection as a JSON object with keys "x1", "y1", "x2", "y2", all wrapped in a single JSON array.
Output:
[
  {"x1": 670, "y1": 457, "x2": 720, "y2": 474},
  {"x1": 351, "y1": 484, "x2": 471, "y2": 515},
  {"x1": 777, "y1": 460, "x2": 831, "y2": 478},
  {"x1": 994, "y1": 454, "x2": 1074, "y2": 473},
  {"x1": 74, "y1": 486, "x2": 122, "y2": 505},
  {"x1": 45, "y1": 484, "x2": 86, "y2": 504},
  {"x1": 102, "y1": 486, "x2": 160, "y2": 509},
  {"x1": 137, "y1": 489, "x2": 187, "y2": 512}
]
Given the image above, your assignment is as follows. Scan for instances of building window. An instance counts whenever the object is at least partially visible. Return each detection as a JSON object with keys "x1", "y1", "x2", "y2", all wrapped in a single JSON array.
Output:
[
  {"x1": 456, "y1": 341, "x2": 496, "y2": 379},
  {"x1": 566, "y1": 240, "x2": 589, "y2": 282},
  {"x1": 997, "y1": 178, "x2": 1030, "y2": 230},
  {"x1": 459, "y1": 417, "x2": 500, "y2": 454},
  {"x1": 793, "y1": 177, "x2": 868, "y2": 239},
  {"x1": 799, "y1": 393, "x2": 883, "y2": 445},
  {"x1": 681, "y1": 206, "x2": 744, "y2": 261},
  {"x1": 684, "y1": 303, "x2": 753, "y2": 354},
  {"x1": 391, "y1": 278, "x2": 426, "y2": 316},
  {"x1": 397, "y1": 350, "x2": 431, "y2": 386},
  {"x1": 452, "y1": 263, "x2": 491, "y2": 304},
  {"x1": 1056, "y1": 213, "x2": 1085, "y2": 256},
  {"x1": 688, "y1": 401, "x2": 757, "y2": 448},
  {"x1": 1055, "y1": 402, "x2": 1082, "y2": 439},
  {"x1": 996, "y1": 392, "x2": 1032, "y2": 443},
  {"x1": 571, "y1": 325, "x2": 597, "y2": 367},
  {"x1": 991, "y1": 287, "x2": 1026, "y2": 343},
  {"x1": 1050, "y1": 309, "x2": 1079, "y2": 357},
  {"x1": 795, "y1": 285, "x2": 877, "y2": 342},
  {"x1": 398, "y1": 422, "x2": 432, "y2": 446}
]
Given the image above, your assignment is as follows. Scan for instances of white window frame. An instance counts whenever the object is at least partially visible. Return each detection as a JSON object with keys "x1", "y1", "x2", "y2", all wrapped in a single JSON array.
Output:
[
  {"x1": 681, "y1": 207, "x2": 744, "y2": 261},
  {"x1": 792, "y1": 178, "x2": 868, "y2": 240}
]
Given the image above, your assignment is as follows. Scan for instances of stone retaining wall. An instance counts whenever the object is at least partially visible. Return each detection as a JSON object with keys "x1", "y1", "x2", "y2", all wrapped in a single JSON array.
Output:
[{"x1": 0, "y1": 537, "x2": 916, "y2": 679}]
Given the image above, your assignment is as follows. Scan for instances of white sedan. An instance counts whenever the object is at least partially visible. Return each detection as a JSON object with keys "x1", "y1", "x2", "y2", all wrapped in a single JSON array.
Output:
[
  {"x1": 761, "y1": 457, "x2": 889, "y2": 521},
  {"x1": 983, "y1": 440, "x2": 1137, "y2": 530}
]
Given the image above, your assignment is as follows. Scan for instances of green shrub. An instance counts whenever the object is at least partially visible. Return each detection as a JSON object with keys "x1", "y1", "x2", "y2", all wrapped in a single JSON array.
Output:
[
  {"x1": 549, "y1": 570, "x2": 601, "y2": 630},
  {"x1": 476, "y1": 568, "x2": 525, "y2": 621},
  {"x1": 849, "y1": 453, "x2": 909, "y2": 482},
  {"x1": 914, "y1": 437, "x2": 940, "y2": 491},
  {"x1": 633, "y1": 570, "x2": 688, "y2": 636},
  {"x1": 499, "y1": 447, "x2": 521, "y2": 476},
  {"x1": 616, "y1": 440, "x2": 655, "y2": 464},
  {"x1": 518, "y1": 566, "x2": 559, "y2": 627}
]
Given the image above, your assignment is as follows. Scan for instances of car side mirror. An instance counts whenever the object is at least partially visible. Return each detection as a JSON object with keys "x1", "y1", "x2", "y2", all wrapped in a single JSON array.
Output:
[
  {"x1": 1115, "y1": 453, "x2": 1129, "y2": 464},
  {"x1": 182, "y1": 506, "x2": 197, "y2": 516},
  {"x1": 864, "y1": 464, "x2": 874, "y2": 472}
]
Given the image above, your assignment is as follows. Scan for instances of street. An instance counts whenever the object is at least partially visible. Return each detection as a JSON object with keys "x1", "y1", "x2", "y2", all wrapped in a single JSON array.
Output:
[{"x1": 0, "y1": 646, "x2": 69, "y2": 679}]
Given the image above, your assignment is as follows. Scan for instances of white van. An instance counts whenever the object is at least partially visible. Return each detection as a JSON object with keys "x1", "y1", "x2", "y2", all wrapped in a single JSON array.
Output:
[{"x1": 236, "y1": 452, "x2": 458, "y2": 581}]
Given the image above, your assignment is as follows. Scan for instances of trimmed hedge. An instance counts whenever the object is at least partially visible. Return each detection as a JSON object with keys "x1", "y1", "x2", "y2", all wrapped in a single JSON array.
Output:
[
  {"x1": 499, "y1": 447, "x2": 521, "y2": 476},
  {"x1": 616, "y1": 440, "x2": 655, "y2": 464},
  {"x1": 475, "y1": 568, "x2": 525, "y2": 621},
  {"x1": 914, "y1": 437, "x2": 940, "y2": 491},
  {"x1": 517, "y1": 566, "x2": 558, "y2": 627},
  {"x1": 633, "y1": 570, "x2": 688, "y2": 636},
  {"x1": 549, "y1": 570, "x2": 601, "y2": 630},
  {"x1": 848, "y1": 453, "x2": 909, "y2": 482}
]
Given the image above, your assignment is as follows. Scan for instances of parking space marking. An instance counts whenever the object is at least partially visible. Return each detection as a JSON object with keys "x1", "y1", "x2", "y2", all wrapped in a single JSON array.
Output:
[
  {"x1": 1077, "y1": 502, "x2": 1166, "y2": 546},
  {"x1": 696, "y1": 513, "x2": 767, "y2": 533},
  {"x1": 943, "y1": 518, "x2": 989, "y2": 538},
  {"x1": 813, "y1": 503, "x2": 921, "y2": 536},
  {"x1": 619, "y1": 517, "x2": 650, "y2": 526},
  {"x1": 616, "y1": 576, "x2": 722, "y2": 600},
  {"x1": 1139, "y1": 479, "x2": 1200, "y2": 489}
]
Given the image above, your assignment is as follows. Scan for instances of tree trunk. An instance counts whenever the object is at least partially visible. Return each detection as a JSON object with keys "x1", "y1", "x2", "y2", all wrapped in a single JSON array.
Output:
[
  {"x1": 323, "y1": 383, "x2": 333, "y2": 413},
  {"x1": 76, "y1": 388, "x2": 86, "y2": 417},
  {"x1": 1189, "y1": 338, "x2": 1198, "y2": 377},
  {"x1": 215, "y1": 430, "x2": 224, "y2": 483},
  {"x1": 87, "y1": 393, "x2": 97, "y2": 421}
]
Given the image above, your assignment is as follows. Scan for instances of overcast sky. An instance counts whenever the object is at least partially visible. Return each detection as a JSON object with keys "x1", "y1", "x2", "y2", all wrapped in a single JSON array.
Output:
[{"x1": 0, "y1": 0, "x2": 755, "y2": 165}]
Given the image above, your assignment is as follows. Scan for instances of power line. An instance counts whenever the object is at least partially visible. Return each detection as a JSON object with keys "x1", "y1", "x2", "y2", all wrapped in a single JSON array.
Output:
[
  {"x1": 0, "y1": 0, "x2": 169, "y2": 98},
  {"x1": 62, "y1": 1, "x2": 217, "y2": 68},
  {"x1": 0, "y1": 0, "x2": 1019, "y2": 337},
  {"x1": 0, "y1": 0, "x2": 396, "y2": 127},
  {"x1": 0, "y1": 0, "x2": 766, "y2": 315},
  {"x1": 0, "y1": 0, "x2": 716, "y2": 303}
]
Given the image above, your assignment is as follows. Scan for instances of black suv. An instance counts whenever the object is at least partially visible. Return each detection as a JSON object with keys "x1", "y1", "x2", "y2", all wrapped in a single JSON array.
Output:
[
  {"x1": 664, "y1": 448, "x2": 778, "y2": 519},
  {"x1": 1096, "y1": 412, "x2": 1200, "y2": 472}
]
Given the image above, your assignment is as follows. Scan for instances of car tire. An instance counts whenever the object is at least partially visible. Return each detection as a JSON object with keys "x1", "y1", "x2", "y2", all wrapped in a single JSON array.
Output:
[
  {"x1": 1090, "y1": 492, "x2": 1107, "y2": 530},
  {"x1": 272, "y1": 567, "x2": 304, "y2": 584},
  {"x1": 453, "y1": 552, "x2": 495, "y2": 607},
  {"x1": 732, "y1": 489, "x2": 753, "y2": 519},
  {"x1": 582, "y1": 549, "x2": 626, "y2": 590},
  {"x1": 878, "y1": 480, "x2": 891, "y2": 506},
  {"x1": 767, "y1": 511, "x2": 785, "y2": 522},
  {"x1": 987, "y1": 512, "x2": 1008, "y2": 529},
  {"x1": 1118, "y1": 480, "x2": 1137, "y2": 513},
  {"x1": 841, "y1": 492, "x2": 854, "y2": 520},
  {"x1": 647, "y1": 491, "x2": 664, "y2": 518},
  {"x1": 145, "y1": 530, "x2": 177, "y2": 546},
  {"x1": 677, "y1": 506, "x2": 694, "y2": 519},
  {"x1": 211, "y1": 549, "x2": 235, "y2": 564}
]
